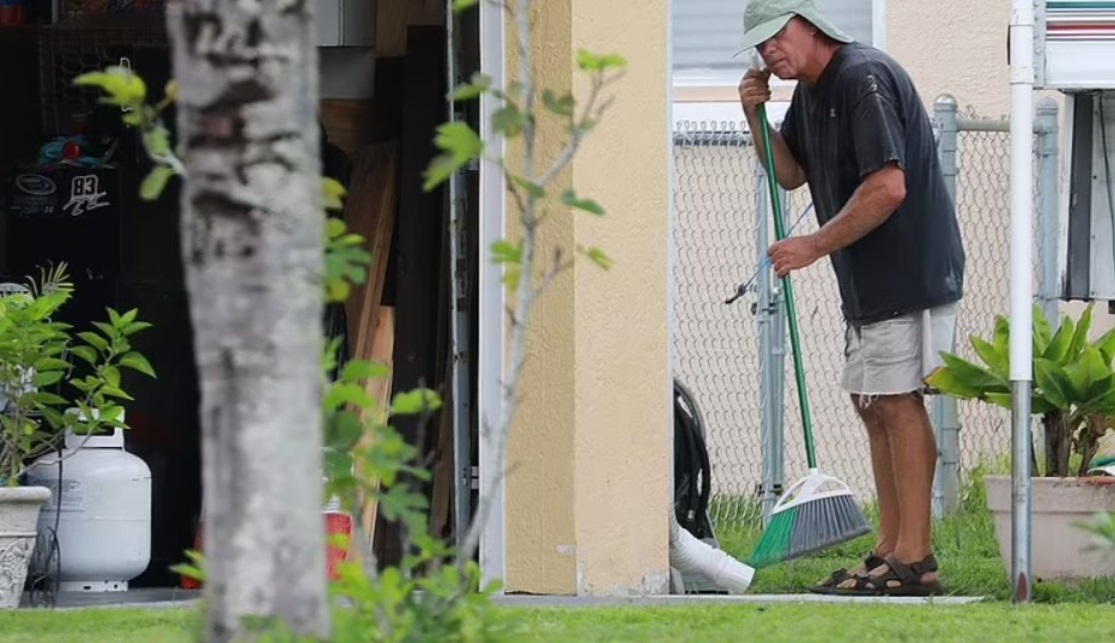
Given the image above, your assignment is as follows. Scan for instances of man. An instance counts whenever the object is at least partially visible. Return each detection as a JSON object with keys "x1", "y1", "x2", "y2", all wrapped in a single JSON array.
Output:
[{"x1": 735, "y1": 0, "x2": 965, "y2": 596}]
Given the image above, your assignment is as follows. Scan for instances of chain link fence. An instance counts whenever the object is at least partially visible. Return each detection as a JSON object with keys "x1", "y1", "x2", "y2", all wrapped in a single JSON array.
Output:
[{"x1": 671, "y1": 98, "x2": 1060, "y2": 533}]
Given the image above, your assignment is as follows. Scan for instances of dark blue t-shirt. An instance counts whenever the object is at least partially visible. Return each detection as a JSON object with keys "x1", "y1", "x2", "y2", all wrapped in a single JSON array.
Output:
[{"x1": 779, "y1": 42, "x2": 965, "y2": 327}]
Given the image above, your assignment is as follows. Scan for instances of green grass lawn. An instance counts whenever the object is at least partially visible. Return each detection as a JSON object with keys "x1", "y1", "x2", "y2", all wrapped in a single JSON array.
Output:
[
  {"x1": 4, "y1": 603, "x2": 1115, "y2": 643},
  {"x1": 3, "y1": 468, "x2": 1113, "y2": 642}
]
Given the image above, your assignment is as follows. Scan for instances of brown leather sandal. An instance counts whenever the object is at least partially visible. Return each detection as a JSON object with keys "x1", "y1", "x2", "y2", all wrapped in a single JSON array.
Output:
[
  {"x1": 831, "y1": 553, "x2": 946, "y2": 597},
  {"x1": 808, "y1": 552, "x2": 887, "y2": 594}
]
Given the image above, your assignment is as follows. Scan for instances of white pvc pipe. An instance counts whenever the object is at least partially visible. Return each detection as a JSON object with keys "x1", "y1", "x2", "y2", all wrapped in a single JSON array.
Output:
[
  {"x1": 1008, "y1": 0, "x2": 1035, "y2": 603},
  {"x1": 668, "y1": 512, "x2": 755, "y2": 594}
]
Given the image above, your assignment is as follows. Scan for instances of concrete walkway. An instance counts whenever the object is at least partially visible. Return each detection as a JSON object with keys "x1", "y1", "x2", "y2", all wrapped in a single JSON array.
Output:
[
  {"x1": 21, "y1": 588, "x2": 985, "y2": 612},
  {"x1": 493, "y1": 593, "x2": 986, "y2": 608}
]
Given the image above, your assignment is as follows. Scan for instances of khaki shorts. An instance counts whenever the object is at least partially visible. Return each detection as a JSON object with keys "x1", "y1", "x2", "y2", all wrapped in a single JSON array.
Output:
[{"x1": 842, "y1": 302, "x2": 959, "y2": 400}]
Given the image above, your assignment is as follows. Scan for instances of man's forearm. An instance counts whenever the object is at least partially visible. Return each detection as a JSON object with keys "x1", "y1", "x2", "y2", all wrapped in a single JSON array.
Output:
[
  {"x1": 744, "y1": 108, "x2": 806, "y2": 190},
  {"x1": 811, "y1": 167, "x2": 906, "y2": 256}
]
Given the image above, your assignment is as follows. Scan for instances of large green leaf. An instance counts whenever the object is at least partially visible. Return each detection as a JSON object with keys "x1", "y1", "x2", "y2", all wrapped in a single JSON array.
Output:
[
  {"x1": 1068, "y1": 343, "x2": 1112, "y2": 403},
  {"x1": 1043, "y1": 315, "x2": 1076, "y2": 365},
  {"x1": 925, "y1": 366, "x2": 985, "y2": 399},
  {"x1": 970, "y1": 336, "x2": 1007, "y2": 380},
  {"x1": 1034, "y1": 357, "x2": 1072, "y2": 409},
  {"x1": 1068, "y1": 302, "x2": 1095, "y2": 361},
  {"x1": 1033, "y1": 303, "x2": 1053, "y2": 355},
  {"x1": 992, "y1": 315, "x2": 1010, "y2": 361},
  {"x1": 1097, "y1": 327, "x2": 1115, "y2": 365},
  {"x1": 943, "y1": 352, "x2": 1009, "y2": 391},
  {"x1": 985, "y1": 391, "x2": 1056, "y2": 415}
]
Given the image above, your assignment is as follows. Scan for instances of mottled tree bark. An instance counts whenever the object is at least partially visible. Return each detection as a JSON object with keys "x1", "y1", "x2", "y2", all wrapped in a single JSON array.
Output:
[{"x1": 165, "y1": 1, "x2": 330, "y2": 640}]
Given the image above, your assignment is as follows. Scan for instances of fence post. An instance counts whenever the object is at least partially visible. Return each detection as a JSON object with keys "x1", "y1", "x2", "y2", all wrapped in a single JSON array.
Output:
[
  {"x1": 1036, "y1": 98, "x2": 1060, "y2": 328},
  {"x1": 755, "y1": 157, "x2": 777, "y2": 525},
  {"x1": 933, "y1": 94, "x2": 962, "y2": 517}
]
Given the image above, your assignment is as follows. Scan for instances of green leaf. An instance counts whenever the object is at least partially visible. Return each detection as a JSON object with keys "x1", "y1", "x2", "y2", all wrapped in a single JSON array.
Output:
[
  {"x1": 449, "y1": 72, "x2": 492, "y2": 101},
  {"x1": 576, "y1": 49, "x2": 628, "y2": 72},
  {"x1": 322, "y1": 177, "x2": 347, "y2": 211},
  {"x1": 341, "y1": 359, "x2": 389, "y2": 383},
  {"x1": 423, "y1": 122, "x2": 484, "y2": 191},
  {"x1": 1033, "y1": 303, "x2": 1053, "y2": 355},
  {"x1": 325, "y1": 383, "x2": 374, "y2": 413},
  {"x1": 32, "y1": 357, "x2": 70, "y2": 372},
  {"x1": 1069, "y1": 302, "x2": 1095, "y2": 360},
  {"x1": 1098, "y1": 327, "x2": 1115, "y2": 365},
  {"x1": 391, "y1": 389, "x2": 443, "y2": 416},
  {"x1": 970, "y1": 336, "x2": 1007, "y2": 380},
  {"x1": 1068, "y1": 343, "x2": 1111, "y2": 402},
  {"x1": 583, "y1": 246, "x2": 613, "y2": 270},
  {"x1": 123, "y1": 321, "x2": 154, "y2": 336},
  {"x1": 925, "y1": 365, "x2": 985, "y2": 399},
  {"x1": 102, "y1": 365, "x2": 121, "y2": 388},
  {"x1": 542, "y1": 89, "x2": 575, "y2": 116},
  {"x1": 1034, "y1": 357, "x2": 1072, "y2": 409},
  {"x1": 77, "y1": 331, "x2": 109, "y2": 352},
  {"x1": 120, "y1": 352, "x2": 156, "y2": 378},
  {"x1": 23, "y1": 391, "x2": 68, "y2": 407},
  {"x1": 140, "y1": 165, "x2": 176, "y2": 201},
  {"x1": 31, "y1": 370, "x2": 64, "y2": 388},
  {"x1": 1043, "y1": 315, "x2": 1075, "y2": 364},
  {"x1": 101, "y1": 386, "x2": 135, "y2": 401},
  {"x1": 503, "y1": 267, "x2": 522, "y2": 290},
  {"x1": 939, "y1": 352, "x2": 1008, "y2": 393},
  {"x1": 491, "y1": 240, "x2": 522, "y2": 265},
  {"x1": 561, "y1": 189, "x2": 605, "y2": 216},
  {"x1": 453, "y1": 0, "x2": 479, "y2": 11},
  {"x1": 324, "y1": 449, "x2": 353, "y2": 481},
  {"x1": 492, "y1": 104, "x2": 528, "y2": 137},
  {"x1": 513, "y1": 177, "x2": 545, "y2": 199},
  {"x1": 326, "y1": 411, "x2": 364, "y2": 451},
  {"x1": 143, "y1": 125, "x2": 172, "y2": 158},
  {"x1": 73, "y1": 66, "x2": 147, "y2": 107}
]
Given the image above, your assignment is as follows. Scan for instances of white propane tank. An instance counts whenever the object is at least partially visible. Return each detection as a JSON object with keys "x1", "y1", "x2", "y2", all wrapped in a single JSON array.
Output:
[{"x1": 25, "y1": 412, "x2": 152, "y2": 593}]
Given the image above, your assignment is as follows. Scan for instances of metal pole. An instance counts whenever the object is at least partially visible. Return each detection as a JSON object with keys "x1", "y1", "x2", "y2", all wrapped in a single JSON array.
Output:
[
  {"x1": 1036, "y1": 97, "x2": 1061, "y2": 329},
  {"x1": 932, "y1": 95, "x2": 962, "y2": 516},
  {"x1": 771, "y1": 186, "x2": 787, "y2": 500},
  {"x1": 1008, "y1": 0, "x2": 1035, "y2": 605},
  {"x1": 755, "y1": 158, "x2": 776, "y2": 525}
]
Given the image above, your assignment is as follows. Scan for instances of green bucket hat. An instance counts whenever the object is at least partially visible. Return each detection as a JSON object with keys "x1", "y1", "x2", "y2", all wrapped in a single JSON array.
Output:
[{"x1": 734, "y1": 0, "x2": 854, "y2": 56}]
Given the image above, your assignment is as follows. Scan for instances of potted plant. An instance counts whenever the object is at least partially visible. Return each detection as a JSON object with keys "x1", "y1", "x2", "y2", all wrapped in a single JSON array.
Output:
[
  {"x1": 0, "y1": 264, "x2": 154, "y2": 608},
  {"x1": 926, "y1": 302, "x2": 1115, "y2": 580}
]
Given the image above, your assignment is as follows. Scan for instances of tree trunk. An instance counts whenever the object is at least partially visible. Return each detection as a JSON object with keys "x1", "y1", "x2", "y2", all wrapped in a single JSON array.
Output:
[
  {"x1": 1043, "y1": 411, "x2": 1071, "y2": 478},
  {"x1": 165, "y1": 2, "x2": 330, "y2": 641}
]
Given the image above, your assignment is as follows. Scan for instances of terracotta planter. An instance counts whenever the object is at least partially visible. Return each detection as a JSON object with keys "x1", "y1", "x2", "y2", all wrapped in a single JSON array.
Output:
[
  {"x1": 0, "y1": 486, "x2": 51, "y2": 609},
  {"x1": 984, "y1": 475, "x2": 1115, "y2": 580}
]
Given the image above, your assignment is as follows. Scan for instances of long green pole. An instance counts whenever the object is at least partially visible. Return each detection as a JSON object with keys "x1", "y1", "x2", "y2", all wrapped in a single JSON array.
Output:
[{"x1": 756, "y1": 102, "x2": 816, "y2": 470}]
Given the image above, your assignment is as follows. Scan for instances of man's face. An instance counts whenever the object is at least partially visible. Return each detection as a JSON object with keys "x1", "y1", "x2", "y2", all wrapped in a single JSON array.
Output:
[{"x1": 756, "y1": 17, "x2": 816, "y2": 80}]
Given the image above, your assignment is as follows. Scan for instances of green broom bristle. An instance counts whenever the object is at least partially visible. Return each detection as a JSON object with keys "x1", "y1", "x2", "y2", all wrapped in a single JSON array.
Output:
[{"x1": 746, "y1": 494, "x2": 872, "y2": 569}]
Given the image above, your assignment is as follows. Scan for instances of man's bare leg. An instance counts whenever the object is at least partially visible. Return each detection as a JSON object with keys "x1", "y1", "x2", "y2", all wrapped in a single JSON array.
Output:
[
  {"x1": 865, "y1": 392, "x2": 939, "y2": 584},
  {"x1": 853, "y1": 395, "x2": 900, "y2": 561}
]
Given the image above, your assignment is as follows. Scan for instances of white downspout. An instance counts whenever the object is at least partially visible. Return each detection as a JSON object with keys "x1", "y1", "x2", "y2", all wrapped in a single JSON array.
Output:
[{"x1": 667, "y1": 511, "x2": 755, "y2": 594}]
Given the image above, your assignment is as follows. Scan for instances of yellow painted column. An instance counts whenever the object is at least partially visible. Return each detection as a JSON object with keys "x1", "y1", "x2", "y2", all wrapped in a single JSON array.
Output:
[{"x1": 504, "y1": 0, "x2": 672, "y2": 595}]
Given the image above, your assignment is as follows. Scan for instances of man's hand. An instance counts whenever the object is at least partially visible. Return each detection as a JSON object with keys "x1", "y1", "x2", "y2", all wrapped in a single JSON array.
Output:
[
  {"x1": 768, "y1": 235, "x2": 822, "y2": 277},
  {"x1": 738, "y1": 67, "x2": 772, "y2": 115}
]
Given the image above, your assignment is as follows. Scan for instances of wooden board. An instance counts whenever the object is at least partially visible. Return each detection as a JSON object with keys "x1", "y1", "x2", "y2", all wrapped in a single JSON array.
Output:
[
  {"x1": 355, "y1": 306, "x2": 396, "y2": 547},
  {"x1": 342, "y1": 143, "x2": 399, "y2": 360},
  {"x1": 320, "y1": 100, "x2": 375, "y2": 160}
]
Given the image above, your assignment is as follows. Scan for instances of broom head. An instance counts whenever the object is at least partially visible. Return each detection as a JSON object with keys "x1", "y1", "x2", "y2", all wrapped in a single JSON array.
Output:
[{"x1": 746, "y1": 469, "x2": 872, "y2": 569}]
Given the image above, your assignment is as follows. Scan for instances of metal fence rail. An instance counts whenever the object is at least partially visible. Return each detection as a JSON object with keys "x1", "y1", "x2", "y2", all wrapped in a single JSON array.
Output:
[{"x1": 671, "y1": 95, "x2": 1060, "y2": 532}]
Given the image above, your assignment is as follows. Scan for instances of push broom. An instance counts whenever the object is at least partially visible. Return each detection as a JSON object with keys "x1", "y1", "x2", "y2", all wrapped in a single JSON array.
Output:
[{"x1": 746, "y1": 68, "x2": 872, "y2": 568}]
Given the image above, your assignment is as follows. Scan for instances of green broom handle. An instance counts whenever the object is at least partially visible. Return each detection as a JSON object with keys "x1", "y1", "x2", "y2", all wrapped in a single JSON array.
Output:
[{"x1": 757, "y1": 102, "x2": 817, "y2": 470}]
